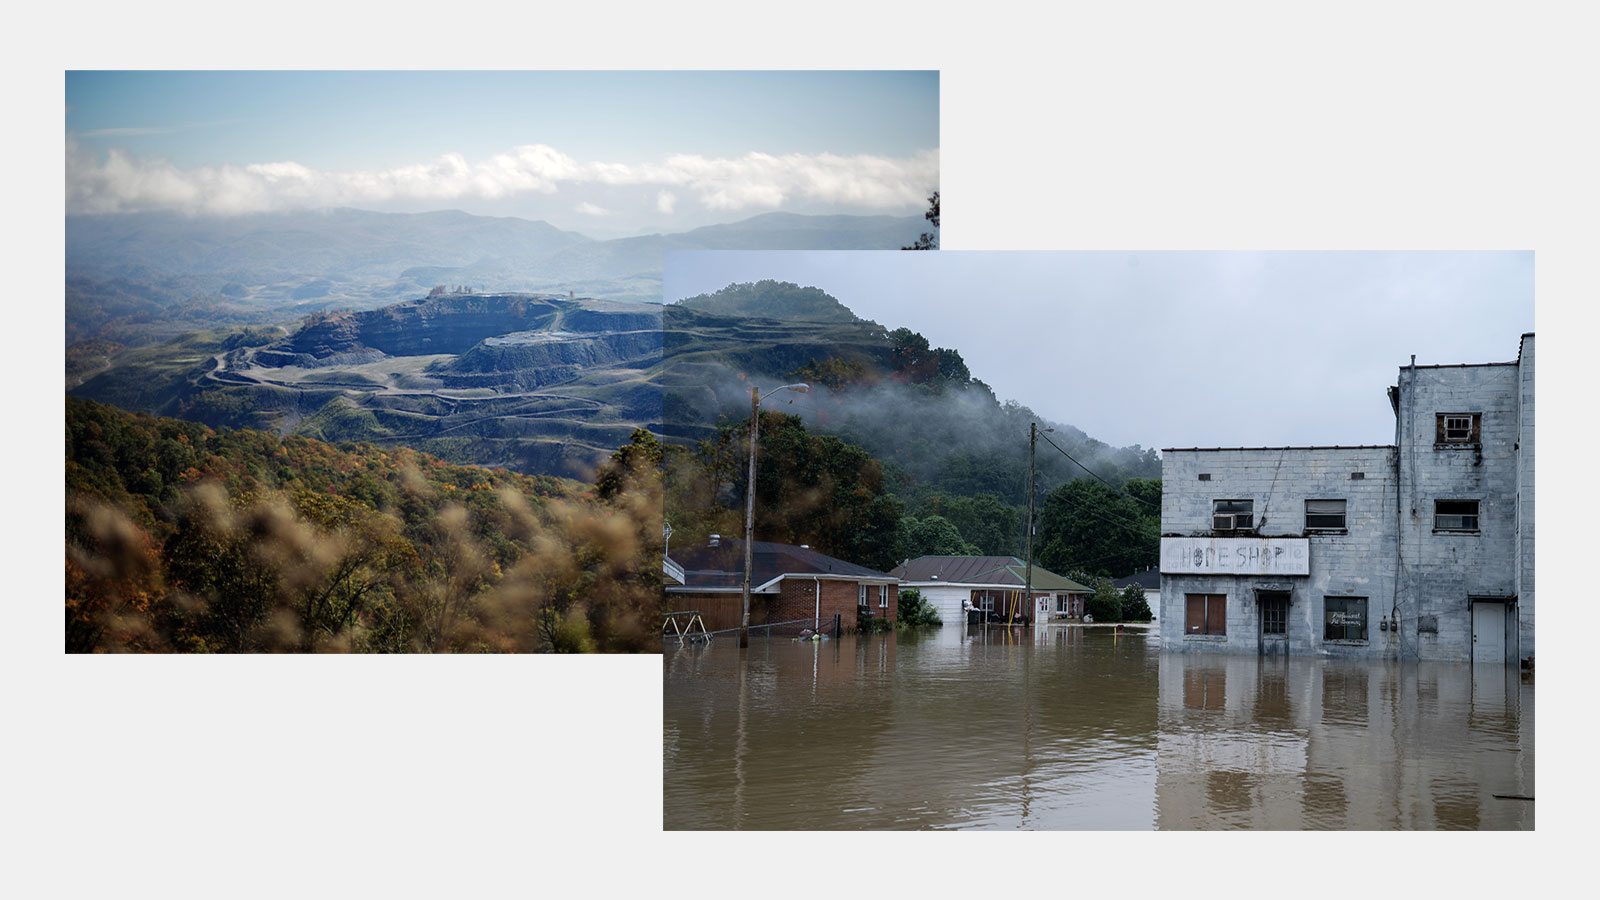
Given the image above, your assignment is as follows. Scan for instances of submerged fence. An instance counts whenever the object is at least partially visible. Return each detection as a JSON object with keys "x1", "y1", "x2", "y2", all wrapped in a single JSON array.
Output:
[{"x1": 662, "y1": 612, "x2": 841, "y2": 644}]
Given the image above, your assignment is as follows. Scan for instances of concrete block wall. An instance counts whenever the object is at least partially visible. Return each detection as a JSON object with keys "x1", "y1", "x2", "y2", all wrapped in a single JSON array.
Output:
[
  {"x1": 1394, "y1": 362, "x2": 1522, "y2": 661},
  {"x1": 1161, "y1": 447, "x2": 1399, "y2": 659},
  {"x1": 1516, "y1": 335, "x2": 1535, "y2": 657}
]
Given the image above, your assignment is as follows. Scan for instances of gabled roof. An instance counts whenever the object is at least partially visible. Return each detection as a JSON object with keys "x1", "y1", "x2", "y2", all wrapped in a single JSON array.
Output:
[
  {"x1": 890, "y1": 556, "x2": 1089, "y2": 592},
  {"x1": 669, "y1": 537, "x2": 897, "y2": 592},
  {"x1": 891, "y1": 555, "x2": 1024, "y2": 583},
  {"x1": 1112, "y1": 568, "x2": 1161, "y2": 590}
]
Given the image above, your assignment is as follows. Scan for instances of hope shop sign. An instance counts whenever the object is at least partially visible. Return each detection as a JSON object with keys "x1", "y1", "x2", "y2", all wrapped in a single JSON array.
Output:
[{"x1": 1160, "y1": 537, "x2": 1310, "y2": 576}]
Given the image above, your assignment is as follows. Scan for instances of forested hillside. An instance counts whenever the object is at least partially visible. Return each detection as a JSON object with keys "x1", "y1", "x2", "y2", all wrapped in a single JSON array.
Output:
[
  {"x1": 65, "y1": 398, "x2": 663, "y2": 653},
  {"x1": 663, "y1": 282, "x2": 1162, "y2": 571}
]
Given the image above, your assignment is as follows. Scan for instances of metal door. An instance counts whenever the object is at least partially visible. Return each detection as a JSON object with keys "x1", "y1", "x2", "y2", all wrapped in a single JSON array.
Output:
[{"x1": 1472, "y1": 601, "x2": 1505, "y2": 664}]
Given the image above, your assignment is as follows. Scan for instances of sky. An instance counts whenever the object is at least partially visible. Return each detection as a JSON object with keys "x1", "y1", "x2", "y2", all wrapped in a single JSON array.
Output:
[
  {"x1": 64, "y1": 71, "x2": 939, "y2": 237},
  {"x1": 664, "y1": 250, "x2": 1535, "y2": 452}
]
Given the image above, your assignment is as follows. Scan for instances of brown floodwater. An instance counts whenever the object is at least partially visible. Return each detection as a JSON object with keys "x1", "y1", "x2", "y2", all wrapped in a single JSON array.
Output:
[{"x1": 662, "y1": 626, "x2": 1534, "y2": 830}]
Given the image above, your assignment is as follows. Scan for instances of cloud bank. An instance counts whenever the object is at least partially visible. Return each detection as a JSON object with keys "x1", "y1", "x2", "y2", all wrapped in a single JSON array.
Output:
[{"x1": 65, "y1": 139, "x2": 939, "y2": 217}]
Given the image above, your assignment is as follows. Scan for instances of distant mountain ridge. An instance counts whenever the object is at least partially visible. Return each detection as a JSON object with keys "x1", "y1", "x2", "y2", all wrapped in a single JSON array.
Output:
[
  {"x1": 65, "y1": 207, "x2": 592, "y2": 281},
  {"x1": 66, "y1": 208, "x2": 923, "y2": 285},
  {"x1": 64, "y1": 208, "x2": 926, "y2": 348}
]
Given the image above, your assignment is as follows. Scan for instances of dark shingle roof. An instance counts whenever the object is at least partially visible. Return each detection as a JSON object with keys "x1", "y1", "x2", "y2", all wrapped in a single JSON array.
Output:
[
  {"x1": 890, "y1": 556, "x2": 1089, "y2": 592},
  {"x1": 1112, "y1": 568, "x2": 1161, "y2": 590},
  {"x1": 670, "y1": 538, "x2": 896, "y2": 590}
]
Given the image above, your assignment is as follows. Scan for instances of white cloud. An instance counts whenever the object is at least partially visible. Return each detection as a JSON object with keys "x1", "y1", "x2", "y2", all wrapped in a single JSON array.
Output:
[
  {"x1": 65, "y1": 138, "x2": 939, "y2": 217},
  {"x1": 575, "y1": 201, "x2": 613, "y2": 217},
  {"x1": 77, "y1": 126, "x2": 173, "y2": 137}
]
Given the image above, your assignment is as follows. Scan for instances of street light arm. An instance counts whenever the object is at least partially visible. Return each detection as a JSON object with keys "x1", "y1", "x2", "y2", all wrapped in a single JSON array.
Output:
[{"x1": 760, "y1": 382, "x2": 810, "y2": 403}]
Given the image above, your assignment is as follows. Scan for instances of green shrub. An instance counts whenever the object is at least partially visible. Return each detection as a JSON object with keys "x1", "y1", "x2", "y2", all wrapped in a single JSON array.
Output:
[
  {"x1": 896, "y1": 587, "x2": 943, "y2": 628},
  {"x1": 1120, "y1": 584, "x2": 1153, "y2": 621},
  {"x1": 1082, "y1": 577, "x2": 1124, "y2": 622}
]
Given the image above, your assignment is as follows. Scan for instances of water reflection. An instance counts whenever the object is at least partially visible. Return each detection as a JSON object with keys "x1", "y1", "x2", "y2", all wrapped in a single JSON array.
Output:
[
  {"x1": 1156, "y1": 655, "x2": 1533, "y2": 829},
  {"x1": 663, "y1": 628, "x2": 1533, "y2": 830},
  {"x1": 664, "y1": 625, "x2": 1159, "y2": 830}
]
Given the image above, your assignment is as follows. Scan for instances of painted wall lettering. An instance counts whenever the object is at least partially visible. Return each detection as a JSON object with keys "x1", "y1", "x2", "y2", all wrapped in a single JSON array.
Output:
[{"x1": 1160, "y1": 537, "x2": 1310, "y2": 576}]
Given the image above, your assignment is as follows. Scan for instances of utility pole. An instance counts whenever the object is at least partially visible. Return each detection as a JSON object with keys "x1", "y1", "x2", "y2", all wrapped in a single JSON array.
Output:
[
  {"x1": 1026, "y1": 422, "x2": 1036, "y2": 622},
  {"x1": 738, "y1": 382, "x2": 810, "y2": 650},
  {"x1": 741, "y1": 385, "x2": 758, "y2": 649}
]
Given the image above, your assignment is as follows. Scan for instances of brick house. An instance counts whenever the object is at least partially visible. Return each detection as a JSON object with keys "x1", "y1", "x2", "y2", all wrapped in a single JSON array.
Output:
[{"x1": 665, "y1": 535, "x2": 900, "y2": 634}]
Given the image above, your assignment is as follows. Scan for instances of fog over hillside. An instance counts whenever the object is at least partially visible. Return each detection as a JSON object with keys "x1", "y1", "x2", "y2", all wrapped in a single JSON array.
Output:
[{"x1": 662, "y1": 282, "x2": 1162, "y2": 505}]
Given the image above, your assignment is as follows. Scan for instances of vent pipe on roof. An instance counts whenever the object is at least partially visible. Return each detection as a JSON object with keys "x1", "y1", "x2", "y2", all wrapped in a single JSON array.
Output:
[{"x1": 709, "y1": 534, "x2": 720, "y2": 547}]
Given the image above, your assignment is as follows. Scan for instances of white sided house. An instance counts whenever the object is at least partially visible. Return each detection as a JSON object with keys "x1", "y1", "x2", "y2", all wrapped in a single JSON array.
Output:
[{"x1": 891, "y1": 556, "x2": 1091, "y2": 625}]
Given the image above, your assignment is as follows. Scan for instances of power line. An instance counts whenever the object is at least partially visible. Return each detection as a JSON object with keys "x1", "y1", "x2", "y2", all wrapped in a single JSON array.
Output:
[{"x1": 1036, "y1": 429, "x2": 1162, "y2": 514}]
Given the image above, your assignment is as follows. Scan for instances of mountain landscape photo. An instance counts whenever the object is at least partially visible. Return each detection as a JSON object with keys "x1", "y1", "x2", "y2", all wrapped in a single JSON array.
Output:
[{"x1": 63, "y1": 70, "x2": 940, "y2": 653}]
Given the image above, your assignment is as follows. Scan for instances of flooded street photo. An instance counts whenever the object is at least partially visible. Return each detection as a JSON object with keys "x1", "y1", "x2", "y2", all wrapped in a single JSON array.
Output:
[{"x1": 662, "y1": 628, "x2": 1533, "y2": 830}]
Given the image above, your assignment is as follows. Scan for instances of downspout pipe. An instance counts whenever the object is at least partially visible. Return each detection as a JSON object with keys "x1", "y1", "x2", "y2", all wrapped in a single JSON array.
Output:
[{"x1": 814, "y1": 576, "x2": 821, "y2": 634}]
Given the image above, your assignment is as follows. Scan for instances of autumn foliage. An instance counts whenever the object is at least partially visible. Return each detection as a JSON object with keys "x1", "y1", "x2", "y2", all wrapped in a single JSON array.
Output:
[{"x1": 65, "y1": 398, "x2": 664, "y2": 653}]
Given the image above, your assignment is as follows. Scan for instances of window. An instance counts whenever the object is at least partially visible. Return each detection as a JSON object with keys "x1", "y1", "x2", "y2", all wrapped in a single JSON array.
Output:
[
  {"x1": 879, "y1": 584, "x2": 889, "y2": 608},
  {"x1": 1260, "y1": 593, "x2": 1288, "y2": 635},
  {"x1": 1434, "y1": 499, "x2": 1480, "y2": 532},
  {"x1": 1324, "y1": 596, "x2": 1368, "y2": 641},
  {"x1": 975, "y1": 592, "x2": 994, "y2": 613},
  {"x1": 1305, "y1": 499, "x2": 1347, "y2": 531},
  {"x1": 858, "y1": 584, "x2": 868, "y2": 607},
  {"x1": 1212, "y1": 499, "x2": 1254, "y2": 532},
  {"x1": 1056, "y1": 594, "x2": 1071, "y2": 613},
  {"x1": 1435, "y1": 413, "x2": 1481, "y2": 445},
  {"x1": 1185, "y1": 593, "x2": 1227, "y2": 636}
]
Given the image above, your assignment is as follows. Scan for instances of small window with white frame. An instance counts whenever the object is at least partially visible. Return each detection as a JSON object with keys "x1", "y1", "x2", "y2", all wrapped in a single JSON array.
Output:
[
  {"x1": 879, "y1": 584, "x2": 889, "y2": 608},
  {"x1": 858, "y1": 583, "x2": 868, "y2": 607},
  {"x1": 1305, "y1": 498, "x2": 1347, "y2": 531},
  {"x1": 1436, "y1": 413, "x2": 1481, "y2": 445}
]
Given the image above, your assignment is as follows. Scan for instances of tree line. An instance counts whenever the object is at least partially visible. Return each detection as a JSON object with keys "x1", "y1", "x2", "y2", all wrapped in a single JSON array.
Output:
[{"x1": 658, "y1": 408, "x2": 1160, "y2": 579}]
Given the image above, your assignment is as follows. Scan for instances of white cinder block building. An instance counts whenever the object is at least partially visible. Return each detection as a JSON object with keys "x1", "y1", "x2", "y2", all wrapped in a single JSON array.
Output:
[{"x1": 1159, "y1": 334, "x2": 1533, "y2": 664}]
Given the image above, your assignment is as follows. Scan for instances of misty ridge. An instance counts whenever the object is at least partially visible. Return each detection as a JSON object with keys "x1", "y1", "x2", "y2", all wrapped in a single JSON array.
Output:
[
  {"x1": 661, "y1": 280, "x2": 1162, "y2": 558},
  {"x1": 676, "y1": 357, "x2": 1159, "y2": 504}
]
